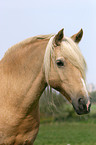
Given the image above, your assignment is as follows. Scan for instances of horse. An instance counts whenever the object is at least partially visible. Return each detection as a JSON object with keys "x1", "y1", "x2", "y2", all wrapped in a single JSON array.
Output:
[{"x1": 0, "y1": 28, "x2": 91, "y2": 144}]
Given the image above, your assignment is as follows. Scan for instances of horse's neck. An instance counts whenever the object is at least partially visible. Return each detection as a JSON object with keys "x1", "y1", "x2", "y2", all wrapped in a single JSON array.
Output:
[
  {"x1": 1, "y1": 38, "x2": 48, "y2": 114},
  {"x1": 0, "y1": 39, "x2": 48, "y2": 144}
]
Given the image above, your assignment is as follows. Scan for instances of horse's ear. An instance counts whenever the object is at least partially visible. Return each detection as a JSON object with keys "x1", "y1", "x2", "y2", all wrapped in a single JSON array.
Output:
[
  {"x1": 54, "y1": 28, "x2": 64, "y2": 46},
  {"x1": 71, "y1": 29, "x2": 83, "y2": 43}
]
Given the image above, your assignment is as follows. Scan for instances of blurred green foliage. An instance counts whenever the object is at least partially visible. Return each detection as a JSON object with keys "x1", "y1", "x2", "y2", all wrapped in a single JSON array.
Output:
[{"x1": 90, "y1": 91, "x2": 96, "y2": 103}]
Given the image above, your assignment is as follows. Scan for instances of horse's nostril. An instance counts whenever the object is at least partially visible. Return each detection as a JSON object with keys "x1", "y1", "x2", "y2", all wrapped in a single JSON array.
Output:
[
  {"x1": 78, "y1": 98, "x2": 83, "y2": 104},
  {"x1": 78, "y1": 98, "x2": 86, "y2": 110}
]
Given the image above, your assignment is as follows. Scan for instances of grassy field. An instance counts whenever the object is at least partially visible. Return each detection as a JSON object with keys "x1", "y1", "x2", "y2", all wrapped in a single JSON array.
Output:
[{"x1": 34, "y1": 122, "x2": 96, "y2": 145}]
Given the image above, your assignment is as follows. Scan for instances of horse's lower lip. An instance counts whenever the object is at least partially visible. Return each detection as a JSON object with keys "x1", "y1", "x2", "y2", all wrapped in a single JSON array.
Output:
[
  {"x1": 72, "y1": 104, "x2": 91, "y2": 115},
  {"x1": 76, "y1": 109, "x2": 90, "y2": 115}
]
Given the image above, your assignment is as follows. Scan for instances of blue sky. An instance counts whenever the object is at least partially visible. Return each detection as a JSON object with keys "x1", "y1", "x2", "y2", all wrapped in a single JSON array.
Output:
[{"x1": 0, "y1": 0, "x2": 96, "y2": 84}]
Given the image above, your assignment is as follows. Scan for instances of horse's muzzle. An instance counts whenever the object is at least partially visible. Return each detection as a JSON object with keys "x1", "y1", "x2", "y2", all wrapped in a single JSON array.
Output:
[{"x1": 72, "y1": 98, "x2": 91, "y2": 115}]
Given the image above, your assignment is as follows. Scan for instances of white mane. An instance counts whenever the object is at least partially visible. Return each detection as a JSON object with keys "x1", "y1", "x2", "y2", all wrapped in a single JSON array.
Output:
[{"x1": 44, "y1": 36, "x2": 55, "y2": 83}]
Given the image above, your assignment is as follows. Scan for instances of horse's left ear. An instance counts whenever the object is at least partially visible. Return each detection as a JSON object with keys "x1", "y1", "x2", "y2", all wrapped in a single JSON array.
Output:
[
  {"x1": 54, "y1": 28, "x2": 64, "y2": 46},
  {"x1": 71, "y1": 29, "x2": 83, "y2": 43}
]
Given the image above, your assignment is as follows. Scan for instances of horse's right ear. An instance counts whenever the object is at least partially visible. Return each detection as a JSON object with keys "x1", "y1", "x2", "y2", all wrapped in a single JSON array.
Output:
[{"x1": 54, "y1": 29, "x2": 64, "y2": 46}]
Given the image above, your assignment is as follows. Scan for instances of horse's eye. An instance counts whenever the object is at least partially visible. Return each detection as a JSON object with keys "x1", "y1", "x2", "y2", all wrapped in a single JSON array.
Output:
[{"x1": 56, "y1": 60, "x2": 64, "y2": 67}]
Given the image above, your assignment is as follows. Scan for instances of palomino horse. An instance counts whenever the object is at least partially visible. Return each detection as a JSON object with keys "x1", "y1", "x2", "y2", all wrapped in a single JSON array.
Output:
[{"x1": 0, "y1": 29, "x2": 91, "y2": 144}]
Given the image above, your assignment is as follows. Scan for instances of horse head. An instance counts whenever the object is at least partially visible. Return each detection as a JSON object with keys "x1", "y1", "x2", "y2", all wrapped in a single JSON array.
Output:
[{"x1": 44, "y1": 29, "x2": 91, "y2": 115}]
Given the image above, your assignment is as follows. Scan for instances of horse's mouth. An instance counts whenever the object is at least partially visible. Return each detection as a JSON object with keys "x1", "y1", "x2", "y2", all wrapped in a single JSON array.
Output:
[
  {"x1": 72, "y1": 102, "x2": 91, "y2": 115},
  {"x1": 61, "y1": 91, "x2": 91, "y2": 115}
]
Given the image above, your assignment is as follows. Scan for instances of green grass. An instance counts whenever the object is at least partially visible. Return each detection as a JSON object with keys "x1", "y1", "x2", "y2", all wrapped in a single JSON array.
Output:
[{"x1": 34, "y1": 122, "x2": 96, "y2": 145}]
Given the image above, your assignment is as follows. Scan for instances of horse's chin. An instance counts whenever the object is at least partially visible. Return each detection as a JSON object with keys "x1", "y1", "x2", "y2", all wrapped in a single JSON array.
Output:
[
  {"x1": 74, "y1": 108, "x2": 90, "y2": 115},
  {"x1": 72, "y1": 103, "x2": 91, "y2": 115}
]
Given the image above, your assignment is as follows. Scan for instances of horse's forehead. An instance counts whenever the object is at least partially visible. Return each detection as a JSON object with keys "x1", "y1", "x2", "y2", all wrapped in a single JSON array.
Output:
[
  {"x1": 54, "y1": 46, "x2": 63, "y2": 57},
  {"x1": 54, "y1": 39, "x2": 72, "y2": 57}
]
